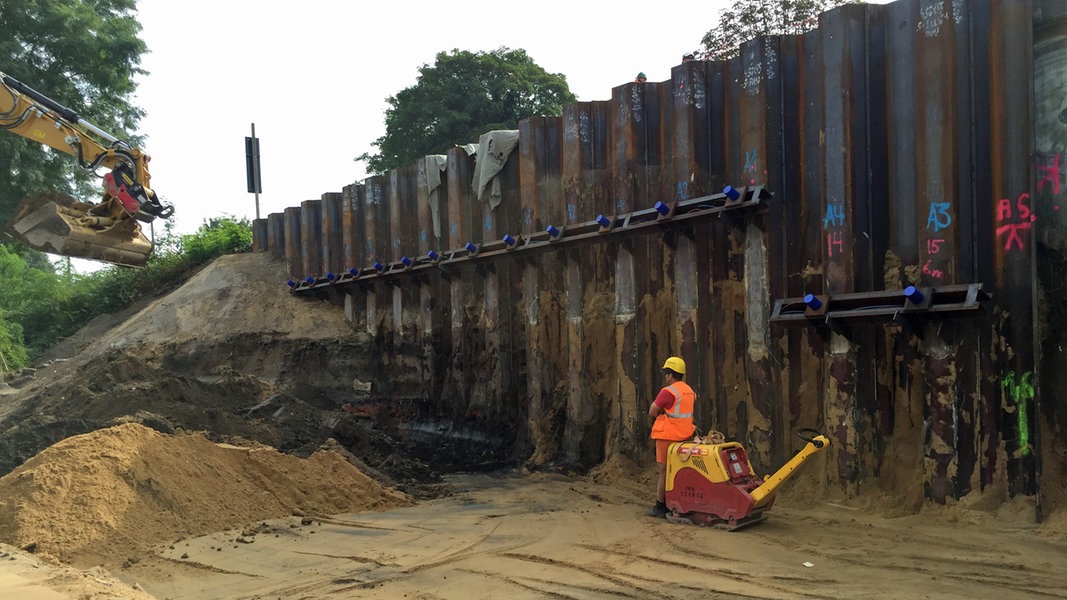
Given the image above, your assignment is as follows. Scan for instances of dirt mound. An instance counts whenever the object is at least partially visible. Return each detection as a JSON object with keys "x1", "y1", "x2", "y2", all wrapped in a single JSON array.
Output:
[
  {"x1": 0, "y1": 422, "x2": 410, "y2": 566},
  {"x1": 0, "y1": 253, "x2": 424, "y2": 485}
]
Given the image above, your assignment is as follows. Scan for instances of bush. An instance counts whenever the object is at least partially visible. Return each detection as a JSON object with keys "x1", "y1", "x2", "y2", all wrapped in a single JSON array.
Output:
[
  {"x1": 181, "y1": 217, "x2": 253, "y2": 263},
  {"x1": 0, "y1": 313, "x2": 29, "y2": 375}
]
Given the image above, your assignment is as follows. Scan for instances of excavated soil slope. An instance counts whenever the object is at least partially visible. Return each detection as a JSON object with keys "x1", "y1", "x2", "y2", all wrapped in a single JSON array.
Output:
[{"x1": 0, "y1": 253, "x2": 443, "y2": 491}]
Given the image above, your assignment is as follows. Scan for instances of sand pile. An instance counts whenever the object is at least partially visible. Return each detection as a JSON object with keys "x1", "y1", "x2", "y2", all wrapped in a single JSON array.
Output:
[{"x1": 0, "y1": 423, "x2": 410, "y2": 566}]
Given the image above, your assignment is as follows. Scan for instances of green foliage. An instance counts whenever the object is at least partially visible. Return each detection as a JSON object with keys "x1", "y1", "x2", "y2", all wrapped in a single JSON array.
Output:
[
  {"x1": 73, "y1": 216, "x2": 252, "y2": 312},
  {"x1": 697, "y1": 0, "x2": 853, "y2": 61},
  {"x1": 0, "y1": 245, "x2": 37, "y2": 373},
  {"x1": 0, "y1": 0, "x2": 147, "y2": 224},
  {"x1": 0, "y1": 242, "x2": 84, "y2": 371},
  {"x1": 0, "y1": 315, "x2": 28, "y2": 374},
  {"x1": 181, "y1": 217, "x2": 253, "y2": 263},
  {"x1": 358, "y1": 47, "x2": 576, "y2": 175},
  {"x1": 0, "y1": 217, "x2": 252, "y2": 370}
]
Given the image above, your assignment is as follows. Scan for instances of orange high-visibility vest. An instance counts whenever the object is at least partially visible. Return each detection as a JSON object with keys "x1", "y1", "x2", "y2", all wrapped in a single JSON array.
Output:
[{"x1": 651, "y1": 381, "x2": 696, "y2": 441}]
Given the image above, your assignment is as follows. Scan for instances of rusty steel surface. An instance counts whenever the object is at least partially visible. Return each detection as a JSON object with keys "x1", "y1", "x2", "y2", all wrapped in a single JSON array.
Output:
[
  {"x1": 252, "y1": 218, "x2": 267, "y2": 253},
  {"x1": 282, "y1": 207, "x2": 302, "y2": 283},
  {"x1": 298, "y1": 199, "x2": 322, "y2": 280},
  {"x1": 249, "y1": 0, "x2": 1063, "y2": 506},
  {"x1": 266, "y1": 213, "x2": 284, "y2": 261},
  {"x1": 319, "y1": 193, "x2": 343, "y2": 277}
]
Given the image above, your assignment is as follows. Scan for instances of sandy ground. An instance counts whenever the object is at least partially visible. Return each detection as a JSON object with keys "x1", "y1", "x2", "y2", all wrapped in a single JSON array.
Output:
[
  {"x1": 2, "y1": 449, "x2": 1066, "y2": 599},
  {"x1": 133, "y1": 474, "x2": 1067, "y2": 600}
]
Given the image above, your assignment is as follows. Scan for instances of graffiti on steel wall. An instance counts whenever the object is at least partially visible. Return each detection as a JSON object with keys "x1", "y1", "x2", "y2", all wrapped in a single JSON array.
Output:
[
  {"x1": 628, "y1": 85, "x2": 643, "y2": 123},
  {"x1": 1037, "y1": 152, "x2": 1062, "y2": 211},
  {"x1": 364, "y1": 182, "x2": 382, "y2": 257},
  {"x1": 1037, "y1": 152, "x2": 1063, "y2": 231},
  {"x1": 675, "y1": 180, "x2": 689, "y2": 202},
  {"x1": 1002, "y1": 371, "x2": 1034, "y2": 457},
  {"x1": 926, "y1": 201, "x2": 952, "y2": 233},
  {"x1": 917, "y1": 0, "x2": 965, "y2": 37},
  {"x1": 1037, "y1": 153, "x2": 1061, "y2": 197},
  {"x1": 564, "y1": 111, "x2": 591, "y2": 144},
  {"x1": 743, "y1": 149, "x2": 759, "y2": 185},
  {"x1": 996, "y1": 193, "x2": 1036, "y2": 251},
  {"x1": 823, "y1": 198, "x2": 846, "y2": 257},
  {"x1": 924, "y1": 201, "x2": 952, "y2": 280},
  {"x1": 742, "y1": 38, "x2": 778, "y2": 96},
  {"x1": 673, "y1": 72, "x2": 706, "y2": 109},
  {"x1": 923, "y1": 239, "x2": 946, "y2": 279},
  {"x1": 994, "y1": 153, "x2": 1061, "y2": 251}
]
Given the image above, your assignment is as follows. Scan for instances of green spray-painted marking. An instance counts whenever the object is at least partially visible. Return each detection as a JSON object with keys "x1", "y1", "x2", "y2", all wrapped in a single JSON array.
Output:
[{"x1": 1003, "y1": 371, "x2": 1034, "y2": 457}]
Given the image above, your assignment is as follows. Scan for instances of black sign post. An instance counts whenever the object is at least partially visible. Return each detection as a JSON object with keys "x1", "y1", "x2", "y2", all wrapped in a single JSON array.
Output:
[{"x1": 245, "y1": 124, "x2": 262, "y2": 219}]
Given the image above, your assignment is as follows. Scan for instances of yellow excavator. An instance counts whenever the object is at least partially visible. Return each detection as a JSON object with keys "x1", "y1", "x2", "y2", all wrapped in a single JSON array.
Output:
[{"x1": 0, "y1": 71, "x2": 172, "y2": 267}]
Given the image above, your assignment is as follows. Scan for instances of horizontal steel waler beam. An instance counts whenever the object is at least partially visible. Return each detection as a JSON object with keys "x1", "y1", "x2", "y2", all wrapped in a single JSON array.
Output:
[
  {"x1": 770, "y1": 283, "x2": 990, "y2": 334},
  {"x1": 289, "y1": 185, "x2": 772, "y2": 296}
]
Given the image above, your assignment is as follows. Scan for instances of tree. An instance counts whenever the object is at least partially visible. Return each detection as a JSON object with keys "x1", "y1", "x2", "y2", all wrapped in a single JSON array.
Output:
[
  {"x1": 0, "y1": 0, "x2": 148, "y2": 225},
  {"x1": 697, "y1": 0, "x2": 853, "y2": 61},
  {"x1": 358, "y1": 47, "x2": 576, "y2": 175}
]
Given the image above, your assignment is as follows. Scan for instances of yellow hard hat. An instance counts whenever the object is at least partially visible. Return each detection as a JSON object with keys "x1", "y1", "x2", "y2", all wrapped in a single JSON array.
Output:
[{"x1": 662, "y1": 356, "x2": 686, "y2": 375}]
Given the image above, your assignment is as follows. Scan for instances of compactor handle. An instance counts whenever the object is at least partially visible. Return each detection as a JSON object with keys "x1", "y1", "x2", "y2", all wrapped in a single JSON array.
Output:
[
  {"x1": 796, "y1": 428, "x2": 828, "y2": 448},
  {"x1": 749, "y1": 427, "x2": 831, "y2": 508}
]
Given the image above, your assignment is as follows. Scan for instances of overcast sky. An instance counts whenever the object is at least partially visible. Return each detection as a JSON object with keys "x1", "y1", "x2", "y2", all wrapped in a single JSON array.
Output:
[
  {"x1": 130, "y1": 0, "x2": 892, "y2": 242},
  {"x1": 130, "y1": 0, "x2": 742, "y2": 237}
]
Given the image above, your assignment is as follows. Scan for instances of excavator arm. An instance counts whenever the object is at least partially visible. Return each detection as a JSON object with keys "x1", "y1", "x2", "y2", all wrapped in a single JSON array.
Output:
[{"x1": 0, "y1": 71, "x2": 173, "y2": 266}]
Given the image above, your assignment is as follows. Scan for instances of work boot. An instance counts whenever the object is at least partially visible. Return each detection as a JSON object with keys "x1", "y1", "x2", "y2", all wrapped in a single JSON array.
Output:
[{"x1": 645, "y1": 501, "x2": 668, "y2": 518}]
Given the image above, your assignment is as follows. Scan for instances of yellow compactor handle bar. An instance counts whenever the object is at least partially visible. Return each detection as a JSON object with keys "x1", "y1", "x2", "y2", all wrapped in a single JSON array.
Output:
[{"x1": 750, "y1": 428, "x2": 831, "y2": 508}]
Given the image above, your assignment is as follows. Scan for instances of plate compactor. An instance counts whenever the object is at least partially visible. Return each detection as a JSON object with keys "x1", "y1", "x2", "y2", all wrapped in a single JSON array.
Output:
[{"x1": 664, "y1": 428, "x2": 830, "y2": 530}]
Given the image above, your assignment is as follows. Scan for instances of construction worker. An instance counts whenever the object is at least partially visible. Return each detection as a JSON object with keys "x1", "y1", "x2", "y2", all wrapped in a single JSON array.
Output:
[
  {"x1": 634, "y1": 72, "x2": 647, "y2": 83},
  {"x1": 646, "y1": 356, "x2": 696, "y2": 518}
]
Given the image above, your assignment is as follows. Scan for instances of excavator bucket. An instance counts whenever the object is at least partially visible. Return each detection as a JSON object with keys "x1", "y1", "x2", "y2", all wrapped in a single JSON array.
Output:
[{"x1": 5, "y1": 190, "x2": 153, "y2": 267}]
